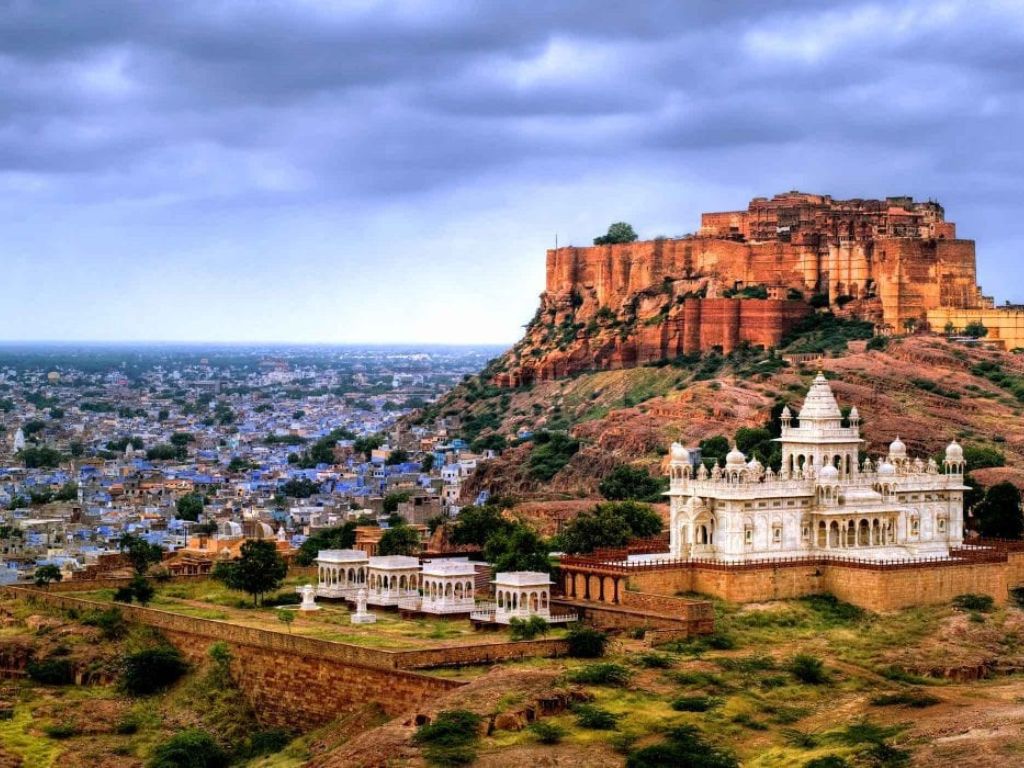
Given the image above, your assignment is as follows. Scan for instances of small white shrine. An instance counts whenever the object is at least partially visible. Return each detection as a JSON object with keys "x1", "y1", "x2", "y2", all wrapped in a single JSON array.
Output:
[
  {"x1": 469, "y1": 571, "x2": 577, "y2": 625},
  {"x1": 366, "y1": 555, "x2": 421, "y2": 607},
  {"x1": 419, "y1": 559, "x2": 477, "y2": 615},
  {"x1": 296, "y1": 583, "x2": 320, "y2": 611},
  {"x1": 350, "y1": 588, "x2": 377, "y2": 624},
  {"x1": 316, "y1": 549, "x2": 368, "y2": 598}
]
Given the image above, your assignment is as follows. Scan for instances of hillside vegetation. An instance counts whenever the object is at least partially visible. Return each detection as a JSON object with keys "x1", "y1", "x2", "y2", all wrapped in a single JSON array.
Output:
[{"x1": 412, "y1": 334, "x2": 1024, "y2": 500}]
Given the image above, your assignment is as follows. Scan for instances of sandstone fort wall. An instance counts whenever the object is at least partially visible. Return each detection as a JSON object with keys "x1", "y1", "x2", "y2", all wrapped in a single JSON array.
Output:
[{"x1": 617, "y1": 557, "x2": 1016, "y2": 611}]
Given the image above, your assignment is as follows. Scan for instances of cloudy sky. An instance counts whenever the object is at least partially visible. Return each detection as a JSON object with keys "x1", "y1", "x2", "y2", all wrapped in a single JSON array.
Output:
[{"x1": 2, "y1": 0, "x2": 1024, "y2": 344}]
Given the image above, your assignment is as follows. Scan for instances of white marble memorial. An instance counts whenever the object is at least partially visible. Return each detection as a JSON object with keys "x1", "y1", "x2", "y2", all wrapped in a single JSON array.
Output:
[
  {"x1": 366, "y1": 555, "x2": 421, "y2": 607},
  {"x1": 667, "y1": 373, "x2": 969, "y2": 562},
  {"x1": 419, "y1": 559, "x2": 477, "y2": 615},
  {"x1": 316, "y1": 549, "x2": 368, "y2": 598}
]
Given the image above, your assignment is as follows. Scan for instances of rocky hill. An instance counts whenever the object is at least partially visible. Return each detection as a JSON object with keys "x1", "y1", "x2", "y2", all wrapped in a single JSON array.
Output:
[{"x1": 416, "y1": 334, "x2": 1024, "y2": 502}]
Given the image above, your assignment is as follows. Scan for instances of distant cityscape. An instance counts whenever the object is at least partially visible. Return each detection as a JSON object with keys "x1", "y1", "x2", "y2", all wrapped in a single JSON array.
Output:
[{"x1": 0, "y1": 344, "x2": 503, "y2": 584}]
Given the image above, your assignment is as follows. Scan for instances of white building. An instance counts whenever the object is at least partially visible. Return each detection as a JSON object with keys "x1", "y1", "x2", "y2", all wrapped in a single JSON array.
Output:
[
  {"x1": 418, "y1": 558, "x2": 477, "y2": 614},
  {"x1": 667, "y1": 373, "x2": 968, "y2": 562},
  {"x1": 471, "y1": 571, "x2": 575, "y2": 625},
  {"x1": 316, "y1": 549, "x2": 369, "y2": 598},
  {"x1": 366, "y1": 555, "x2": 421, "y2": 606}
]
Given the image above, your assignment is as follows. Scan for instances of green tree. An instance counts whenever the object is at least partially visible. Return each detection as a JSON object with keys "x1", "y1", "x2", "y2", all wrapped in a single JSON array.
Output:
[
  {"x1": 698, "y1": 435, "x2": 730, "y2": 467},
  {"x1": 975, "y1": 481, "x2": 1024, "y2": 538},
  {"x1": 559, "y1": 508, "x2": 631, "y2": 554},
  {"x1": 19, "y1": 445, "x2": 63, "y2": 468},
  {"x1": 451, "y1": 505, "x2": 514, "y2": 546},
  {"x1": 378, "y1": 525, "x2": 421, "y2": 556},
  {"x1": 963, "y1": 444, "x2": 1005, "y2": 469},
  {"x1": 118, "y1": 533, "x2": 164, "y2": 575},
  {"x1": 214, "y1": 540, "x2": 287, "y2": 606},
  {"x1": 169, "y1": 432, "x2": 195, "y2": 447},
  {"x1": 558, "y1": 502, "x2": 663, "y2": 554},
  {"x1": 281, "y1": 477, "x2": 319, "y2": 498},
  {"x1": 353, "y1": 434, "x2": 384, "y2": 460},
  {"x1": 34, "y1": 563, "x2": 63, "y2": 588},
  {"x1": 385, "y1": 449, "x2": 409, "y2": 465},
  {"x1": 599, "y1": 465, "x2": 664, "y2": 501},
  {"x1": 294, "y1": 523, "x2": 357, "y2": 566},
  {"x1": 484, "y1": 524, "x2": 550, "y2": 573},
  {"x1": 593, "y1": 222, "x2": 639, "y2": 245},
  {"x1": 55, "y1": 482, "x2": 78, "y2": 501},
  {"x1": 963, "y1": 321, "x2": 988, "y2": 338},
  {"x1": 176, "y1": 492, "x2": 205, "y2": 522},
  {"x1": 420, "y1": 454, "x2": 435, "y2": 472},
  {"x1": 277, "y1": 610, "x2": 295, "y2": 634},
  {"x1": 383, "y1": 490, "x2": 413, "y2": 514}
]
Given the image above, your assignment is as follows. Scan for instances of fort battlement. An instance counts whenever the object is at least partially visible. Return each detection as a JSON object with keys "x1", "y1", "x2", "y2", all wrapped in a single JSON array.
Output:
[{"x1": 496, "y1": 192, "x2": 991, "y2": 386}]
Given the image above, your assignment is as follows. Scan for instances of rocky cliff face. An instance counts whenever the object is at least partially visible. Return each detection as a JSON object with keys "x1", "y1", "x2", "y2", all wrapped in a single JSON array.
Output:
[{"x1": 493, "y1": 241, "x2": 812, "y2": 386}]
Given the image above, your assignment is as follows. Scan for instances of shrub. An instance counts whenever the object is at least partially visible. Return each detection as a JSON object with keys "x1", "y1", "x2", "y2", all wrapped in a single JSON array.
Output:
[
  {"x1": 799, "y1": 594, "x2": 864, "y2": 625},
  {"x1": 26, "y1": 657, "x2": 75, "y2": 685},
  {"x1": 715, "y1": 654, "x2": 777, "y2": 673},
  {"x1": 121, "y1": 647, "x2": 188, "y2": 696},
  {"x1": 803, "y1": 758, "x2": 850, "y2": 768},
  {"x1": 671, "y1": 695, "x2": 718, "y2": 712},
  {"x1": 529, "y1": 720, "x2": 566, "y2": 744},
  {"x1": 731, "y1": 712, "x2": 768, "y2": 730},
  {"x1": 413, "y1": 710, "x2": 483, "y2": 767},
  {"x1": 1011, "y1": 587, "x2": 1024, "y2": 608},
  {"x1": 573, "y1": 704, "x2": 619, "y2": 730},
  {"x1": 115, "y1": 716, "x2": 140, "y2": 735},
  {"x1": 508, "y1": 615, "x2": 550, "y2": 641},
  {"x1": 81, "y1": 607, "x2": 128, "y2": 640},
  {"x1": 789, "y1": 654, "x2": 828, "y2": 684},
  {"x1": 527, "y1": 431, "x2": 580, "y2": 481},
  {"x1": 240, "y1": 728, "x2": 292, "y2": 758},
  {"x1": 829, "y1": 719, "x2": 901, "y2": 746},
  {"x1": 43, "y1": 723, "x2": 78, "y2": 739},
  {"x1": 870, "y1": 690, "x2": 941, "y2": 708},
  {"x1": 567, "y1": 663, "x2": 632, "y2": 686},
  {"x1": 566, "y1": 625, "x2": 609, "y2": 658},
  {"x1": 632, "y1": 652, "x2": 673, "y2": 669},
  {"x1": 866, "y1": 335, "x2": 889, "y2": 351},
  {"x1": 952, "y1": 593, "x2": 995, "y2": 612},
  {"x1": 781, "y1": 728, "x2": 820, "y2": 748},
  {"x1": 626, "y1": 724, "x2": 738, "y2": 768},
  {"x1": 148, "y1": 730, "x2": 229, "y2": 768}
]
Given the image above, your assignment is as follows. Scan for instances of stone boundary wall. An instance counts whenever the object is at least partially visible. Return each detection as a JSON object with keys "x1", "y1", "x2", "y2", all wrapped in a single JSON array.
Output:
[
  {"x1": 554, "y1": 597, "x2": 714, "y2": 637},
  {"x1": 624, "y1": 557, "x2": 1020, "y2": 611},
  {"x1": 3, "y1": 587, "x2": 465, "y2": 728},
  {"x1": 620, "y1": 589, "x2": 714, "y2": 621}
]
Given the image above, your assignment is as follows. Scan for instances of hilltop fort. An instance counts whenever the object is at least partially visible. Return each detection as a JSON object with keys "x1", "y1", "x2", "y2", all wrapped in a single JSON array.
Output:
[{"x1": 496, "y1": 191, "x2": 996, "y2": 386}]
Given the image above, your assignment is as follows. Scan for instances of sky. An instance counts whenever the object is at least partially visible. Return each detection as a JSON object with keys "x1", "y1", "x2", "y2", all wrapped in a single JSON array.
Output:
[{"x1": 2, "y1": 0, "x2": 1024, "y2": 345}]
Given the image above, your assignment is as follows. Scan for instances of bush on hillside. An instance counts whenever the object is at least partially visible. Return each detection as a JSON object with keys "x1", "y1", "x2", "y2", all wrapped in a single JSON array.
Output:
[
  {"x1": 148, "y1": 730, "x2": 228, "y2": 768},
  {"x1": 566, "y1": 625, "x2": 609, "y2": 658},
  {"x1": 121, "y1": 647, "x2": 188, "y2": 696}
]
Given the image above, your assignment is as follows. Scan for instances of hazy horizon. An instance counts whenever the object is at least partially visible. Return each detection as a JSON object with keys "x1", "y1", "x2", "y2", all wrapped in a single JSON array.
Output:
[{"x1": 4, "y1": 1, "x2": 1024, "y2": 344}]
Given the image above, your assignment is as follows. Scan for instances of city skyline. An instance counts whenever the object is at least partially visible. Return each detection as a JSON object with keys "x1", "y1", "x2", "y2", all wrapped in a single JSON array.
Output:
[{"x1": 3, "y1": 0, "x2": 1024, "y2": 344}]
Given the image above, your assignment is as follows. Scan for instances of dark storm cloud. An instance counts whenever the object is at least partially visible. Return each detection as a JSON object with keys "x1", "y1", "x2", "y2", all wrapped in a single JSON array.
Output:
[
  {"x1": 3, "y1": 0, "x2": 1024, "y2": 345},
  {"x1": 3, "y1": 0, "x2": 951, "y2": 202}
]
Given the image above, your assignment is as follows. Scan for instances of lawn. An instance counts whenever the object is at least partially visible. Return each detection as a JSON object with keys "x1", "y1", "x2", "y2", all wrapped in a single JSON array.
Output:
[{"x1": 63, "y1": 577, "x2": 564, "y2": 651}]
